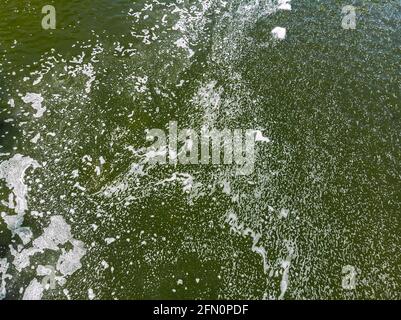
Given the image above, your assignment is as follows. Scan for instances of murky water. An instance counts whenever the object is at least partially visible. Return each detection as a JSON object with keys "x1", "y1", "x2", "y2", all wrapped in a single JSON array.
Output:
[{"x1": 0, "y1": 0, "x2": 400, "y2": 300}]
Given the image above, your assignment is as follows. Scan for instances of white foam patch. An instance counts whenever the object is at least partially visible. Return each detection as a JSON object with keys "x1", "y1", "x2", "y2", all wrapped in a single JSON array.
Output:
[
  {"x1": 7, "y1": 98, "x2": 15, "y2": 108},
  {"x1": 36, "y1": 265, "x2": 53, "y2": 276},
  {"x1": 88, "y1": 288, "x2": 96, "y2": 300},
  {"x1": 56, "y1": 239, "x2": 87, "y2": 276},
  {"x1": 101, "y1": 260, "x2": 109, "y2": 269},
  {"x1": 0, "y1": 154, "x2": 40, "y2": 216},
  {"x1": 0, "y1": 259, "x2": 12, "y2": 300},
  {"x1": 14, "y1": 226, "x2": 33, "y2": 245},
  {"x1": 278, "y1": 0, "x2": 292, "y2": 11},
  {"x1": 279, "y1": 208, "x2": 290, "y2": 218},
  {"x1": 10, "y1": 216, "x2": 86, "y2": 282},
  {"x1": 21, "y1": 93, "x2": 46, "y2": 118},
  {"x1": 30, "y1": 133, "x2": 41, "y2": 144},
  {"x1": 278, "y1": 242, "x2": 295, "y2": 300},
  {"x1": 254, "y1": 130, "x2": 271, "y2": 143},
  {"x1": 10, "y1": 247, "x2": 42, "y2": 272},
  {"x1": 105, "y1": 237, "x2": 116, "y2": 245},
  {"x1": 271, "y1": 27, "x2": 287, "y2": 40},
  {"x1": 0, "y1": 155, "x2": 40, "y2": 244},
  {"x1": 22, "y1": 278, "x2": 43, "y2": 300},
  {"x1": 33, "y1": 215, "x2": 72, "y2": 251},
  {"x1": 175, "y1": 37, "x2": 194, "y2": 58}
]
